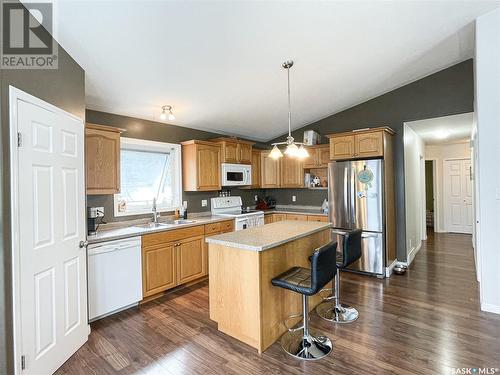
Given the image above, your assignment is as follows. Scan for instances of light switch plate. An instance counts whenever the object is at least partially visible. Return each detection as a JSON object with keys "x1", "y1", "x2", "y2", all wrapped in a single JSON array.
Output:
[
  {"x1": 254, "y1": 195, "x2": 258, "y2": 201},
  {"x1": 201, "y1": 199, "x2": 207, "y2": 207},
  {"x1": 292, "y1": 195, "x2": 296, "y2": 202}
]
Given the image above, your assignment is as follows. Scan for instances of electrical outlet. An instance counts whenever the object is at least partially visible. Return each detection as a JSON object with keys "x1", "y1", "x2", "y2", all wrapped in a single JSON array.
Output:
[
  {"x1": 88, "y1": 207, "x2": 104, "y2": 218},
  {"x1": 201, "y1": 199, "x2": 207, "y2": 207},
  {"x1": 254, "y1": 195, "x2": 258, "y2": 202},
  {"x1": 95, "y1": 207, "x2": 105, "y2": 217},
  {"x1": 292, "y1": 195, "x2": 296, "y2": 202}
]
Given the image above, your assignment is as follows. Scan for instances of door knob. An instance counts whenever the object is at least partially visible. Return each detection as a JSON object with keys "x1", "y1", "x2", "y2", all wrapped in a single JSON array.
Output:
[{"x1": 79, "y1": 240, "x2": 88, "y2": 248}]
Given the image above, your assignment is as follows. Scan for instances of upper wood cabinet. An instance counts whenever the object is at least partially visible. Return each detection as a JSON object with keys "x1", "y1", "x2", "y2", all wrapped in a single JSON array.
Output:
[
  {"x1": 330, "y1": 135, "x2": 355, "y2": 160},
  {"x1": 260, "y1": 151, "x2": 281, "y2": 188},
  {"x1": 303, "y1": 145, "x2": 330, "y2": 168},
  {"x1": 181, "y1": 140, "x2": 221, "y2": 191},
  {"x1": 250, "y1": 150, "x2": 261, "y2": 188},
  {"x1": 280, "y1": 156, "x2": 304, "y2": 188},
  {"x1": 85, "y1": 123, "x2": 121, "y2": 195},
  {"x1": 327, "y1": 127, "x2": 394, "y2": 160},
  {"x1": 210, "y1": 137, "x2": 255, "y2": 164}
]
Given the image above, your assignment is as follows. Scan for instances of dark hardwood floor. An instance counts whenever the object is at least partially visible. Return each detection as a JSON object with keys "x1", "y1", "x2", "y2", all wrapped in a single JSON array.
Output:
[{"x1": 57, "y1": 232, "x2": 500, "y2": 374}]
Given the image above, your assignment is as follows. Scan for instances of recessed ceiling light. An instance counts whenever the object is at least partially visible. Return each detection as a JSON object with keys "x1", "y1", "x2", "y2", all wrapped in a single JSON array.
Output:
[
  {"x1": 434, "y1": 129, "x2": 450, "y2": 140},
  {"x1": 160, "y1": 105, "x2": 175, "y2": 121}
]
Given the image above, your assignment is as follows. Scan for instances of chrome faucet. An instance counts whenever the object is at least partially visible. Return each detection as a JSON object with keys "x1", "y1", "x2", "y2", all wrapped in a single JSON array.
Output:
[{"x1": 152, "y1": 198, "x2": 160, "y2": 223}]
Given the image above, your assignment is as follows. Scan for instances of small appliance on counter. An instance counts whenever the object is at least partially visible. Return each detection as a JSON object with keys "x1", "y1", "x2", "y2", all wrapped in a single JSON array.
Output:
[
  {"x1": 255, "y1": 196, "x2": 276, "y2": 210},
  {"x1": 87, "y1": 207, "x2": 104, "y2": 236}
]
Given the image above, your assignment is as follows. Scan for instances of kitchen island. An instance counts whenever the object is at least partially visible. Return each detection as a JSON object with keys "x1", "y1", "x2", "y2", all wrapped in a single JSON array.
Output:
[{"x1": 206, "y1": 220, "x2": 332, "y2": 353}]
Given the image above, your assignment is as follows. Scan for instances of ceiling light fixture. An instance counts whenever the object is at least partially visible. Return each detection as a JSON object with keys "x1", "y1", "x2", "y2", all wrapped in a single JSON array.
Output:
[
  {"x1": 160, "y1": 105, "x2": 175, "y2": 121},
  {"x1": 269, "y1": 60, "x2": 309, "y2": 159}
]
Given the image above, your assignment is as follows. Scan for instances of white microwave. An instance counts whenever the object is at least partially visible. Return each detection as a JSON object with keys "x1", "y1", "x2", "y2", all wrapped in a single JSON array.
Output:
[{"x1": 221, "y1": 163, "x2": 252, "y2": 186}]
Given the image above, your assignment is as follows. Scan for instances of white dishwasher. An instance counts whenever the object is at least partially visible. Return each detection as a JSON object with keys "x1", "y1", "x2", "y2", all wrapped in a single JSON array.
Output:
[{"x1": 88, "y1": 236, "x2": 142, "y2": 321}]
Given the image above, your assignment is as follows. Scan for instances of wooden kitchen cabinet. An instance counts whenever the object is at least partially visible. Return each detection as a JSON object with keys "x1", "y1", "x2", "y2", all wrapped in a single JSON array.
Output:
[
  {"x1": 85, "y1": 123, "x2": 121, "y2": 195},
  {"x1": 272, "y1": 214, "x2": 286, "y2": 222},
  {"x1": 210, "y1": 137, "x2": 255, "y2": 164},
  {"x1": 176, "y1": 235, "x2": 205, "y2": 284},
  {"x1": 307, "y1": 215, "x2": 328, "y2": 222},
  {"x1": 142, "y1": 243, "x2": 176, "y2": 297},
  {"x1": 330, "y1": 135, "x2": 355, "y2": 160},
  {"x1": 181, "y1": 140, "x2": 221, "y2": 191},
  {"x1": 264, "y1": 215, "x2": 273, "y2": 224},
  {"x1": 260, "y1": 151, "x2": 281, "y2": 188},
  {"x1": 303, "y1": 145, "x2": 330, "y2": 168},
  {"x1": 203, "y1": 220, "x2": 234, "y2": 275},
  {"x1": 327, "y1": 127, "x2": 394, "y2": 160},
  {"x1": 285, "y1": 214, "x2": 306, "y2": 221},
  {"x1": 280, "y1": 156, "x2": 304, "y2": 188},
  {"x1": 250, "y1": 150, "x2": 261, "y2": 188},
  {"x1": 239, "y1": 143, "x2": 253, "y2": 164},
  {"x1": 355, "y1": 131, "x2": 384, "y2": 158}
]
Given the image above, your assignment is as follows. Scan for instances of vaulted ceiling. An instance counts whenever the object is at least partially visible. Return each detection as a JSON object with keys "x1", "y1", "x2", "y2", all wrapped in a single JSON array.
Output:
[{"x1": 53, "y1": 1, "x2": 499, "y2": 141}]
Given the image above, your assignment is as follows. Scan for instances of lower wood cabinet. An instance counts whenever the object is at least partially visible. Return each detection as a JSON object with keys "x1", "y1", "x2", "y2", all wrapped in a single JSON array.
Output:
[
  {"x1": 142, "y1": 221, "x2": 234, "y2": 299},
  {"x1": 142, "y1": 243, "x2": 177, "y2": 297},
  {"x1": 265, "y1": 213, "x2": 328, "y2": 223},
  {"x1": 176, "y1": 235, "x2": 205, "y2": 284}
]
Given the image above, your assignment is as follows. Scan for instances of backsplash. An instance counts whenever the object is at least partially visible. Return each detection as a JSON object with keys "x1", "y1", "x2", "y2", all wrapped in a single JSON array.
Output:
[{"x1": 87, "y1": 188, "x2": 264, "y2": 223}]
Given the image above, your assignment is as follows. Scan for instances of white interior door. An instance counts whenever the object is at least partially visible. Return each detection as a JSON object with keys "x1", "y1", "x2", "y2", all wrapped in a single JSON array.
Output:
[
  {"x1": 443, "y1": 158, "x2": 473, "y2": 234},
  {"x1": 14, "y1": 93, "x2": 88, "y2": 374}
]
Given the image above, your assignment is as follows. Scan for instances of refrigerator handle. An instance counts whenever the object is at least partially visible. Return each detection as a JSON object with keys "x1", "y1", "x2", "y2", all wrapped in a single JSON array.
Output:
[
  {"x1": 344, "y1": 165, "x2": 350, "y2": 226},
  {"x1": 350, "y1": 164, "x2": 356, "y2": 227}
]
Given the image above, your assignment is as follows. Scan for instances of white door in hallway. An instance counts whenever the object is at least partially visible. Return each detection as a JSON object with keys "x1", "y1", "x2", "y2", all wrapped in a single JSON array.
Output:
[
  {"x1": 13, "y1": 89, "x2": 88, "y2": 374},
  {"x1": 443, "y1": 158, "x2": 473, "y2": 234}
]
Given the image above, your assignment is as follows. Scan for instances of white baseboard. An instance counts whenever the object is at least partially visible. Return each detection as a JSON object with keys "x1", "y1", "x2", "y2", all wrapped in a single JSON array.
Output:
[
  {"x1": 481, "y1": 303, "x2": 500, "y2": 315},
  {"x1": 385, "y1": 259, "x2": 398, "y2": 277},
  {"x1": 407, "y1": 242, "x2": 422, "y2": 266}
]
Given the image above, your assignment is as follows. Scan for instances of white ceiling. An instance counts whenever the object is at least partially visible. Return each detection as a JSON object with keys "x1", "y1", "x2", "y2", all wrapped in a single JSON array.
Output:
[
  {"x1": 52, "y1": 1, "x2": 499, "y2": 142},
  {"x1": 407, "y1": 112, "x2": 473, "y2": 144}
]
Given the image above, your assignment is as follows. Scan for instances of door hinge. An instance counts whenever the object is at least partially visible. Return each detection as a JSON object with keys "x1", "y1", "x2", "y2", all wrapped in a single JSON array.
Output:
[
  {"x1": 17, "y1": 132, "x2": 22, "y2": 147},
  {"x1": 21, "y1": 355, "x2": 26, "y2": 370}
]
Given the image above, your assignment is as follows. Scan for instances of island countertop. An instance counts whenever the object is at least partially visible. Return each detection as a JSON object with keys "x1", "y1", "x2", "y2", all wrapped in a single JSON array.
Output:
[{"x1": 205, "y1": 220, "x2": 332, "y2": 251}]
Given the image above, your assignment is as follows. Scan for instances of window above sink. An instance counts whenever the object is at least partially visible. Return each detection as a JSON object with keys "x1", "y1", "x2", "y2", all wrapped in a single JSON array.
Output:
[{"x1": 114, "y1": 137, "x2": 182, "y2": 217}]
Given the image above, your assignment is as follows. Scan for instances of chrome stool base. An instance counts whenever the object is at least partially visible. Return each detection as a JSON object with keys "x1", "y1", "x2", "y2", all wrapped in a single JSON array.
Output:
[
  {"x1": 280, "y1": 329, "x2": 333, "y2": 360},
  {"x1": 316, "y1": 301, "x2": 359, "y2": 323}
]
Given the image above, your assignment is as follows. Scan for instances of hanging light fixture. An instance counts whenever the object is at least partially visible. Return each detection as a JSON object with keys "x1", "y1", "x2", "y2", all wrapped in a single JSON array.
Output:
[
  {"x1": 269, "y1": 60, "x2": 309, "y2": 159},
  {"x1": 160, "y1": 105, "x2": 175, "y2": 121}
]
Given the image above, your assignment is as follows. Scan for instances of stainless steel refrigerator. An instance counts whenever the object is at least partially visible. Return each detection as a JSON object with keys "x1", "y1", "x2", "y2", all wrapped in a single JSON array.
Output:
[{"x1": 328, "y1": 159, "x2": 385, "y2": 276}]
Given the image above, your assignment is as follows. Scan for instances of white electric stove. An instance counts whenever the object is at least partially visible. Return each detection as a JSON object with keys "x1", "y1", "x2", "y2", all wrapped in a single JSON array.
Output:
[{"x1": 211, "y1": 196, "x2": 264, "y2": 230}]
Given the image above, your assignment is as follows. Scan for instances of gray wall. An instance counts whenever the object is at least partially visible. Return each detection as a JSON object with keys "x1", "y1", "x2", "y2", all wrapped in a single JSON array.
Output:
[
  {"x1": 0, "y1": 2, "x2": 85, "y2": 372},
  {"x1": 268, "y1": 59, "x2": 474, "y2": 261},
  {"x1": 86, "y1": 110, "x2": 263, "y2": 222}
]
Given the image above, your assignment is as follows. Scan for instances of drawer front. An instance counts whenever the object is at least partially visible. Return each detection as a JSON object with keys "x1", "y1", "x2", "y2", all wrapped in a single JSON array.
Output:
[
  {"x1": 220, "y1": 220, "x2": 234, "y2": 233},
  {"x1": 285, "y1": 214, "x2": 307, "y2": 221},
  {"x1": 307, "y1": 215, "x2": 328, "y2": 222},
  {"x1": 272, "y1": 214, "x2": 286, "y2": 222},
  {"x1": 142, "y1": 225, "x2": 204, "y2": 247},
  {"x1": 205, "y1": 222, "x2": 221, "y2": 235}
]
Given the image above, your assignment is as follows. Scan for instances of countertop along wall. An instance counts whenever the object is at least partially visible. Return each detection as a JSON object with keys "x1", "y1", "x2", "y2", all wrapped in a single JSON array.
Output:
[
  {"x1": 85, "y1": 110, "x2": 264, "y2": 222},
  {"x1": 267, "y1": 59, "x2": 474, "y2": 262},
  {"x1": 0, "y1": 1, "x2": 86, "y2": 372}
]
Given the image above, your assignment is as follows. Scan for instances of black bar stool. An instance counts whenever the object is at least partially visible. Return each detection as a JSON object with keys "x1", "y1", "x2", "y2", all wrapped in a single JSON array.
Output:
[
  {"x1": 271, "y1": 241, "x2": 337, "y2": 360},
  {"x1": 316, "y1": 229, "x2": 362, "y2": 323}
]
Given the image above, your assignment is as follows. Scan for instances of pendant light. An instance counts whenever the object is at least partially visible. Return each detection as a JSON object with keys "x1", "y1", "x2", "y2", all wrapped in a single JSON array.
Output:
[{"x1": 269, "y1": 60, "x2": 309, "y2": 159}]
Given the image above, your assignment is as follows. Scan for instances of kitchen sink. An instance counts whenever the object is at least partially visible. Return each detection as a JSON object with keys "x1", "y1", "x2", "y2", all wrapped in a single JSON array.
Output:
[
  {"x1": 134, "y1": 222, "x2": 173, "y2": 229},
  {"x1": 171, "y1": 219, "x2": 196, "y2": 225},
  {"x1": 134, "y1": 219, "x2": 196, "y2": 229}
]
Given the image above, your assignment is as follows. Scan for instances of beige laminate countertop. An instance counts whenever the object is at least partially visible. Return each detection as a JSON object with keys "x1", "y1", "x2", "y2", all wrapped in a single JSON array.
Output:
[
  {"x1": 87, "y1": 215, "x2": 232, "y2": 244},
  {"x1": 205, "y1": 220, "x2": 332, "y2": 251}
]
